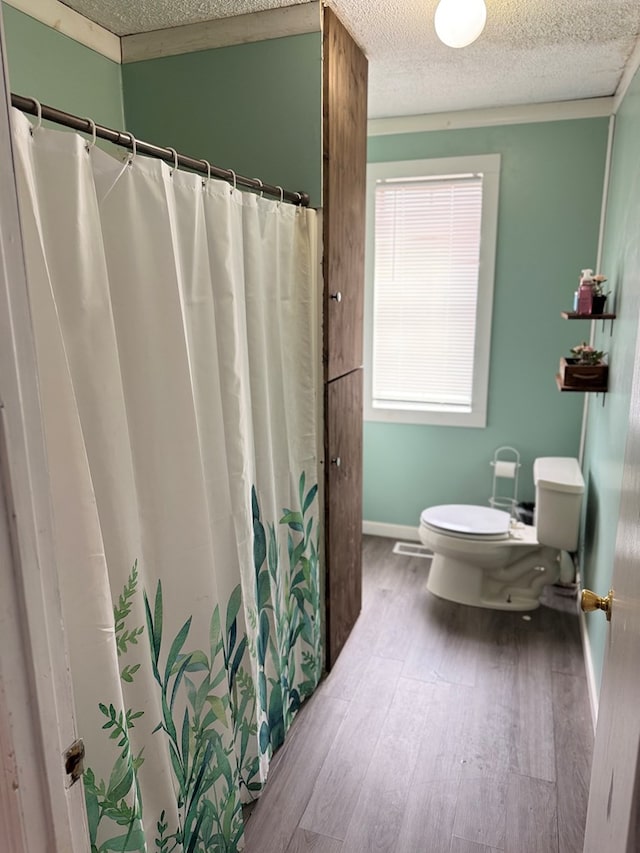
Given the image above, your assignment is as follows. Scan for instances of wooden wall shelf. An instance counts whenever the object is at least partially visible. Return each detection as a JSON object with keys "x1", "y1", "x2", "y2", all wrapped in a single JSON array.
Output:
[
  {"x1": 555, "y1": 374, "x2": 607, "y2": 393},
  {"x1": 557, "y1": 310, "x2": 613, "y2": 402}
]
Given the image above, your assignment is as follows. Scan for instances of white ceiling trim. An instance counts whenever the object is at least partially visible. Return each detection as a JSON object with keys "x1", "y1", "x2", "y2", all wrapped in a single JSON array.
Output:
[
  {"x1": 367, "y1": 98, "x2": 615, "y2": 136},
  {"x1": 121, "y1": 3, "x2": 322, "y2": 64},
  {"x1": 4, "y1": 0, "x2": 121, "y2": 62},
  {"x1": 613, "y1": 35, "x2": 640, "y2": 113},
  {"x1": 3, "y1": 0, "x2": 322, "y2": 66}
]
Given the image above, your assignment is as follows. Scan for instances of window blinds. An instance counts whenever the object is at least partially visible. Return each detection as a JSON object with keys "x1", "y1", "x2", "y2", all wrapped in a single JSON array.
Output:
[{"x1": 372, "y1": 174, "x2": 483, "y2": 411}]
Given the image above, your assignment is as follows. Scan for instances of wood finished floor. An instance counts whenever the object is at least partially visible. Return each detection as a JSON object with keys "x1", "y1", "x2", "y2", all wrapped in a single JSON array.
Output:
[{"x1": 244, "y1": 535, "x2": 593, "y2": 853}]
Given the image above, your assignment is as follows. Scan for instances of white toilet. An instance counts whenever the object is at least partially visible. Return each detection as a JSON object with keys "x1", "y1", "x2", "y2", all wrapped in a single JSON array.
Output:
[{"x1": 418, "y1": 457, "x2": 584, "y2": 611}]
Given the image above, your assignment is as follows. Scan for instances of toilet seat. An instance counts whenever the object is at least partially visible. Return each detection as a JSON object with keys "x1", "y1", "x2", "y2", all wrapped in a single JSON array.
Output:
[{"x1": 420, "y1": 504, "x2": 512, "y2": 541}]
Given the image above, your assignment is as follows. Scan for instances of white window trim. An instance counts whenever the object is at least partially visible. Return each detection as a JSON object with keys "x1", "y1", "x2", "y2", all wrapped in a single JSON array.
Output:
[{"x1": 364, "y1": 153, "x2": 500, "y2": 428}]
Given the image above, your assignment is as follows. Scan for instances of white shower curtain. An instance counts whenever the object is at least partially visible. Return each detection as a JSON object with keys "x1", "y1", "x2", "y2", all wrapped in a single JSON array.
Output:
[{"x1": 12, "y1": 109, "x2": 321, "y2": 853}]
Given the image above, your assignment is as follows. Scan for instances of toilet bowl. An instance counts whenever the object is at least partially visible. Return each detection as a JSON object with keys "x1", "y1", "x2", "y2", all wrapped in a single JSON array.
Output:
[{"x1": 418, "y1": 458, "x2": 584, "y2": 611}]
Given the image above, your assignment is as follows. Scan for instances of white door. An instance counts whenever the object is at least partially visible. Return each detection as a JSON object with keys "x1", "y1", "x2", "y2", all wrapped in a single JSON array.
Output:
[
  {"x1": 583, "y1": 311, "x2": 640, "y2": 851},
  {"x1": 0, "y1": 18, "x2": 88, "y2": 853}
]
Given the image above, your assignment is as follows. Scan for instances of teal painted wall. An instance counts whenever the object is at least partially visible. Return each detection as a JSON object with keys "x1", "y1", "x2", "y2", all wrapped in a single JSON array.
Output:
[
  {"x1": 581, "y1": 69, "x2": 640, "y2": 691},
  {"x1": 2, "y1": 3, "x2": 124, "y2": 128},
  {"x1": 2, "y1": 7, "x2": 319, "y2": 203},
  {"x1": 122, "y1": 33, "x2": 322, "y2": 206},
  {"x1": 366, "y1": 119, "x2": 609, "y2": 526}
]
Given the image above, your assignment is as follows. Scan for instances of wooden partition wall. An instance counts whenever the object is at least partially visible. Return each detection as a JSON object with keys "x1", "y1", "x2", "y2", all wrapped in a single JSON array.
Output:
[{"x1": 322, "y1": 7, "x2": 368, "y2": 669}]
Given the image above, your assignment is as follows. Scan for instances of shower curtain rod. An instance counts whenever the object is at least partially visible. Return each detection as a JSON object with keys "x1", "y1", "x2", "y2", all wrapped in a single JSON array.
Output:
[{"x1": 11, "y1": 94, "x2": 310, "y2": 207}]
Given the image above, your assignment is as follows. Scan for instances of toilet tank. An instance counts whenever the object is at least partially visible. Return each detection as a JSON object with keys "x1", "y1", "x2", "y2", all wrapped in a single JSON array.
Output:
[{"x1": 533, "y1": 457, "x2": 584, "y2": 551}]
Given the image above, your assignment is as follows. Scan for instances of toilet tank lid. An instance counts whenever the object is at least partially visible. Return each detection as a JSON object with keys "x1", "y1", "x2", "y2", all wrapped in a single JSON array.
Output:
[{"x1": 534, "y1": 457, "x2": 584, "y2": 494}]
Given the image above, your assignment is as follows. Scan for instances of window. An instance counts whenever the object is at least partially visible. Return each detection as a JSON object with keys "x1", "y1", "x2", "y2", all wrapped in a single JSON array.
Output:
[{"x1": 365, "y1": 154, "x2": 500, "y2": 427}]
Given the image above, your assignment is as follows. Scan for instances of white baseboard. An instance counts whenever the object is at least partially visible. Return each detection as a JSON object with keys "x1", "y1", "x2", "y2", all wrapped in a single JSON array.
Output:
[
  {"x1": 362, "y1": 520, "x2": 420, "y2": 541},
  {"x1": 578, "y1": 591, "x2": 599, "y2": 733}
]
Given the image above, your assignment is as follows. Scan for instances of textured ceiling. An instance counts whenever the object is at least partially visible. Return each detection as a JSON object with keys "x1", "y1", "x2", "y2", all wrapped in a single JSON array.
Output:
[{"x1": 62, "y1": 0, "x2": 640, "y2": 118}]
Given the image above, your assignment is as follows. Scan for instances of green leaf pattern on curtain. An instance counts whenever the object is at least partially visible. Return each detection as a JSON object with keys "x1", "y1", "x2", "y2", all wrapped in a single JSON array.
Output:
[
  {"x1": 143, "y1": 581, "x2": 244, "y2": 852},
  {"x1": 252, "y1": 472, "x2": 322, "y2": 756},
  {"x1": 83, "y1": 475, "x2": 321, "y2": 853},
  {"x1": 83, "y1": 562, "x2": 146, "y2": 853}
]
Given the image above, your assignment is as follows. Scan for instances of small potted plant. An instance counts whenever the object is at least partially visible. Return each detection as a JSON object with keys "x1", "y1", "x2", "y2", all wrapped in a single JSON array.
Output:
[
  {"x1": 591, "y1": 275, "x2": 610, "y2": 314},
  {"x1": 560, "y1": 342, "x2": 608, "y2": 389},
  {"x1": 570, "y1": 342, "x2": 605, "y2": 365}
]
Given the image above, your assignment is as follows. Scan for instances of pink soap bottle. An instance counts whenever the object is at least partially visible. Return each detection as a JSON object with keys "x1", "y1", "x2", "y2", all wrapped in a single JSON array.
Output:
[{"x1": 577, "y1": 268, "x2": 594, "y2": 314}]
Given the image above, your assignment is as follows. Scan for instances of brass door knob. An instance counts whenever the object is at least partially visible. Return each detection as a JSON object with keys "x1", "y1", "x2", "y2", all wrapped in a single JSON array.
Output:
[{"x1": 581, "y1": 588, "x2": 613, "y2": 621}]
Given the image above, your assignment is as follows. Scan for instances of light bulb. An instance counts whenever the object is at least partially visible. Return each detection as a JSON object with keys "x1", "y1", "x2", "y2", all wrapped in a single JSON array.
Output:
[{"x1": 434, "y1": 0, "x2": 487, "y2": 49}]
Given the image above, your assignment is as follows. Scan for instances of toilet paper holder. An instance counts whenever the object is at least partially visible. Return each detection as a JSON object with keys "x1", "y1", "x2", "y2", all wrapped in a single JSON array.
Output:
[{"x1": 489, "y1": 446, "x2": 521, "y2": 516}]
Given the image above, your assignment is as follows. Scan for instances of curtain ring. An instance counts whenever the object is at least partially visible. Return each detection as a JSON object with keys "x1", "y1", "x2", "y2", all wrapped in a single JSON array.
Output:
[
  {"x1": 127, "y1": 132, "x2": 137, "y2": 166},
  {"x1": 228, "y1": 169, "x2": 237, "y2": 193},
  {"x1": 29, "y1": 97, "x2": 43, "y2": 136},
  {"x1": 200, "y1": 159, "x2": 211, "y2": 188},
  {"x1": 276, "y1": 186, "x2": 284, "y2": 206},
  {"x1": 84, "y1": 118, "x2": 97, "y2": 152},
  {"x1": 294, "y1": 192, "x2": 302, "y2": 205},
  {"x1": 167, "y1": 146, "x2": 179, "y2": 175},
  {"x1": 254, "y1": 178, "x2": 264, "y2": 198}
]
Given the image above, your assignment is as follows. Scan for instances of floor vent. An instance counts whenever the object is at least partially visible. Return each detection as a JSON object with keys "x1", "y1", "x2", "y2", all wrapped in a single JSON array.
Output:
[{"x1": 392, "y1": 541, "x2": 433, "y2": 559}]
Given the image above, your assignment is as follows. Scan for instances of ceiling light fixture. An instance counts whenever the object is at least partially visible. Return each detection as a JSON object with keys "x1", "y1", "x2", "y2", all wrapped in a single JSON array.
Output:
[{"x1": 434, "y1": 0, "x2": 487, "y2": 49}]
